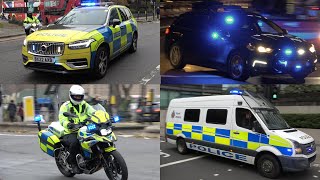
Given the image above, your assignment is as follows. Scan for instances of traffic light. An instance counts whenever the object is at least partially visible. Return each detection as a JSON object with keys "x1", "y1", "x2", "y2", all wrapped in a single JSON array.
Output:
[{"x1": 272, "y1": 86, "x2": 278, "y2": 100}]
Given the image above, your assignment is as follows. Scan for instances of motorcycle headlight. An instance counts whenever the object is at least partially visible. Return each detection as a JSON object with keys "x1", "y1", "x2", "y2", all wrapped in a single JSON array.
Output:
[
  {"x1": 309, "y1": 44, "x2": 316, "y2": 53},
  {"x1": 23, "y1": 39, "x2": 27, "y2": 46},
  {"x1": 289, "y1": 139, "x2": 303, "y2": 154},
  {"x1": 100, "y1": 128, "x2": 112, "y2": 136},
  {"x1": 68, "y1": 39, "x2": 95, "y2": 49},
  {"x1": 257, "y1": 46, "x2": 273, "y2": 53}
]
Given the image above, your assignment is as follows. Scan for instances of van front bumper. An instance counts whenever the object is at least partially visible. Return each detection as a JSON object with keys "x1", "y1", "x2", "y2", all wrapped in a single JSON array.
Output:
[{"x1": 279, "y1": 153, "x2": 316, "y2": 172}]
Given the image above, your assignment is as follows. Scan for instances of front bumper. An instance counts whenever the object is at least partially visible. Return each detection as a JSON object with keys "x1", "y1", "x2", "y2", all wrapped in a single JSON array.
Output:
[
  {"x1": 22, "y1": 45, "x2": 93, "y2": 74},
  {"x1": 249, "y1": 52, "x2": 317, "y2": 76},
  {"x1": 279, "y1": 153, "x2": 316, "y2": 172}
]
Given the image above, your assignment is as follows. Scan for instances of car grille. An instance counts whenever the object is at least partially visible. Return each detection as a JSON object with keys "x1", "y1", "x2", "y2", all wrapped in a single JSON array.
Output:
[
  {"x1": 27, "y1": 41, "x2": 65, "y2": 56},
  {"x1": 302, "y1": 141, "x2": 316, "y2": 155},
  {"x1": 26, "y1": 62, "x2": 66, "y2": 72}
]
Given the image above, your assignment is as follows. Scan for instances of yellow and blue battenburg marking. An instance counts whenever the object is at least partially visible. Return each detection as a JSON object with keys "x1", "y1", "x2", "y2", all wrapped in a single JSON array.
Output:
[
  {"x1": 38, "y1": 130, "x2": 60, "y2": 157},
  {"x1": 166, "y1": 122, "x2": 293, "y2": 156}
]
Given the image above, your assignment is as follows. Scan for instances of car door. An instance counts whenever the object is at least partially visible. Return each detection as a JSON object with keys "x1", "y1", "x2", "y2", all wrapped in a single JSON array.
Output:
[
  {"x1": 118, "y1": 7, "x2": 130, "y2": 51},
  {"x1": 231, "y1": 107, "x2": 265, "y2": 159},
  {"x1": 108, "y1": 7, "x2": 122, "y2": 57}
]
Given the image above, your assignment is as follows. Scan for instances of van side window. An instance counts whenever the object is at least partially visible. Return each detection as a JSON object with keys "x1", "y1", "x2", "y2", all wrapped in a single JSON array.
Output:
[
  {"x1": 184, "y1": 109, "x2": 200, "y2": 122},
  {"x1": 206, "y1": 109, "x2": 227, "y2": 125},
  {"x1": 236, "y1": 108, "x2": 257, "y2": 130}
]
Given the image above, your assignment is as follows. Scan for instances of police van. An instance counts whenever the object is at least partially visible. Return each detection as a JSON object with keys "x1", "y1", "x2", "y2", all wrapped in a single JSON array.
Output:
[{"x1": 165, "y1": 90, "x2": 316, "y2": 178}]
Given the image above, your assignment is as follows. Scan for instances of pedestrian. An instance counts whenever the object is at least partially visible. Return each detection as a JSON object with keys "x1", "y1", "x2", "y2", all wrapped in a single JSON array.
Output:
[
  {"x1": 17, "y1": 103, "x2": 24, "y2": 122},
  {"x1": 7, "y1": 100, "x2": 17, "y2": 122},
  {"x1": 156, "y1": 7, "x2": 160, "y2": 20}
]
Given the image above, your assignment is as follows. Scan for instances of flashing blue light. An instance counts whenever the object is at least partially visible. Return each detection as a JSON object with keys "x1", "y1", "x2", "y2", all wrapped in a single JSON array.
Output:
[
  {"x1": 230, "y1": 89, "x2": 244, "y2": 95},
  {"x1": 32, "y1": 45, "x2": 35, "y2": 51},
  {"x1": 114, "y1": 116, "x2": 120, "y2": 123},
  {"x1": 279, "y1": 60, "x2": 288, "y2": 67},
  {"x1": 285, "y1": 49, "x2": 292, "y2": 55},
  {"x1": 211, "y1": 32, "x2": 219, "y2": 39},
  {"x1": 295, "y1": 65, "x2": 302, "y2": 69},
  {"x1": 81, "y1": 2, "x2": 96, "y2": 6},
  {"x1": 225, "y1": 16, "x2": 234, "y2": 24},
  {"x1": 34, "y1": 115, "x2": 41, "y2": 122},
  {"x1": 258, "y1": 22, "x2": 263, "y2": 27},
  {"x1": 87, "y1": 123, "x2": 97, "y2": 132}
]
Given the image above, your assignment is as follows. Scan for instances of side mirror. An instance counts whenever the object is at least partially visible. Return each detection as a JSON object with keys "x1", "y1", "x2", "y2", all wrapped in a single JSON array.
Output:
[
  {"x1": 282, "y1": 29, "x2": 288, "y2": 35},
  {"x1": 112, "y1": 19, "x2": 121, "y2": 28},
  {"x1": 253, "y1": 121, "x2": 264, "y2": 134}
]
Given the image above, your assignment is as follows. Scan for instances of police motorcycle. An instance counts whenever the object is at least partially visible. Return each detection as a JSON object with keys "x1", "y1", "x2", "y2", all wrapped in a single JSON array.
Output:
[
  {"x1": 34, "y1": 109, "x2": 128, "y2": 180},
  {"x1": 24, "y1": 22, "x2": 42, "y2": 35}
]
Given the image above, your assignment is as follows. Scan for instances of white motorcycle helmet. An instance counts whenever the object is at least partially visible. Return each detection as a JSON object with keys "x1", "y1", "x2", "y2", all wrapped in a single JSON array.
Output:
[{"x1": 69, "y1": 85, "x2": 85, "y2": 105}]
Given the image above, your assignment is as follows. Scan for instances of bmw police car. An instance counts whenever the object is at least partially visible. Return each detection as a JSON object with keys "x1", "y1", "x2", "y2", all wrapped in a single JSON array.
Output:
[
  {"x1": 164, "y1": 3, "x2": 317, "y2": 81},
  {"x1": 166, "y1": 90, "x2": 316, "y2": 178},
  {"x1": 22, "y1": 4, "x2": 138, "y2": 79}
]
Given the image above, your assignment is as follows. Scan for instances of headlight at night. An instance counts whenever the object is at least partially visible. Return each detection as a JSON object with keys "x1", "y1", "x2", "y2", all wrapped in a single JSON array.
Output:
[
  {"x1": 257, "y1": 46, "x2": 273, "y2": 53},
  {"x1": 297, "y1": 49, "x2": 305, "y2": 55},
  {"x1": 309, "y1": 44, "x2": 316, "y2": 53},
  {"x1": 69, "y1": 39, "x2": 95, "y2": 49}
]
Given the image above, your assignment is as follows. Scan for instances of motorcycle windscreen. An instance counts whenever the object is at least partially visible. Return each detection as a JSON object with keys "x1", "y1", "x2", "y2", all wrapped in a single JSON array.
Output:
[{"x1": 38, "y1": 130, "x2": 60, "y2": 157}]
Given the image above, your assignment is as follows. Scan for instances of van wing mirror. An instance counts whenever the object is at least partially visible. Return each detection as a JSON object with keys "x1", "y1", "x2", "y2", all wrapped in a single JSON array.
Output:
[{"x1": 253, "y1": 121, "x2": 264, "y2": 134}]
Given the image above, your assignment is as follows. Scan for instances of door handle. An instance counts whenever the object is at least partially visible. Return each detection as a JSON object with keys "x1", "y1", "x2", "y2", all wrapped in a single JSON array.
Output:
[{"x1": 233, "y1": 131, "x2": 240, "y2": 135}]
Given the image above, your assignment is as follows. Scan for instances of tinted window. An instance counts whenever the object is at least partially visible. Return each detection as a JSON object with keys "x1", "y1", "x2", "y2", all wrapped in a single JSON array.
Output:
[
  {"x1": 206, "y1": 109, "x2": 227, "y2": 125},
  {"x1": 236, "y1": 108, "x2": 257, "y2": 130},
  {"x1": 256, "y1": 19, "x2": 283, "y2": 34},
  {"x1": 184, "y1": 109, "x2": 200, "y2": 122},
  {"x1": 118, "y1": 8, "x2": 128, "y2": 21},
  {"x1": 124, "y1": 8, "x2": 132, "y2": 19},
  {"x1": 109, "y1": 8, "x2": 119, "y2": 24}
]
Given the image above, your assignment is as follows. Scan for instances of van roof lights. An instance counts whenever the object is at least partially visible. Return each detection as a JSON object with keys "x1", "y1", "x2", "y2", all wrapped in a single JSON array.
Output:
[{"x1": 229, "y1": 89, "x2": 244, "y2": 95}]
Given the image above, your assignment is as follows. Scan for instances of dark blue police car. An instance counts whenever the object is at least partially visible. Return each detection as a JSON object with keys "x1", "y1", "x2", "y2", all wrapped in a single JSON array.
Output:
[{"x1": 164, "y1": 3, "x2": 317, "y2": 81}]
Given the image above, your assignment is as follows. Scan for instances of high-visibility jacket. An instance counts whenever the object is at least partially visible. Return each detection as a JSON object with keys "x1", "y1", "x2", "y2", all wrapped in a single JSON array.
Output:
[
  {"x1": 59, "y1": 101, "x2": 95, "y2": 134},
  {"x1": 23, "y1": 16, "x2": 40, "y2": 26}
]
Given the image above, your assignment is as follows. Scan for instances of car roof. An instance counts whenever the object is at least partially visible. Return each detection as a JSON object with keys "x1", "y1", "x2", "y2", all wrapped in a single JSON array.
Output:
[{"x1": 75, "y1": 5, "x2": 128, "y2": 10}]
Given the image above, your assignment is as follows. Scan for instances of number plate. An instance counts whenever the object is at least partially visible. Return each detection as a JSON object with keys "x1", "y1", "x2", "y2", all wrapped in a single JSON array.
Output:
[
  {"x1": 143, "y1": 114, "x2": 151, "y2": 117},
  {"x1": 34, "y1": 56, "x2": 54, "y2": 63}
]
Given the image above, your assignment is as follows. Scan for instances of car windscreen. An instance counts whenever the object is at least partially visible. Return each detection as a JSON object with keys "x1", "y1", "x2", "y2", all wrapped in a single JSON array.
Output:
[
  {"x1": 253, "y1": 17, "x2": 284, "y2": 34},
  {"x1": 256, "y1": 109, "x2": 291, "y2": 130},
  {"x1": 57, "y1": 9, "x2": 108, "y2": 25}
]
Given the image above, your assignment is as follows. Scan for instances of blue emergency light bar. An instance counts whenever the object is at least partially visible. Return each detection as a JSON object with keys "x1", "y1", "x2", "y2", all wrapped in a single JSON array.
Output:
[
  {"x1": 285, "y1": 49, "x2": 292, "y2": 55},
  {"x1": 81, "y1": 2, "x2": 97, "y2": 6},
  {"x1": 211, "y1": 32, "x2": 219, "y2": 39},
  {"x1": 230, "y1": 89, "x2": 244, "y2": 95}
]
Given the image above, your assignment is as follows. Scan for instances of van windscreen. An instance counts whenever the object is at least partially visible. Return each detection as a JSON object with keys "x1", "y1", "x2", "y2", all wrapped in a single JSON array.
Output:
[{"x1": 256, "y1": 109, "x2": 291, "y2": 130}]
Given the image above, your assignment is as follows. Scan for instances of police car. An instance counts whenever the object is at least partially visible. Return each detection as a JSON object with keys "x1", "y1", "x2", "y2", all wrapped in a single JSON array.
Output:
[
  {"x1": 165, "y1": 90, "x2": 316, "y2": 178},
  {"x1": 164, "y1": 3, "x2": 317, "y2": 81},
  {"x1": 22, "y1": 4, "x2": 138, "y2": 79}
]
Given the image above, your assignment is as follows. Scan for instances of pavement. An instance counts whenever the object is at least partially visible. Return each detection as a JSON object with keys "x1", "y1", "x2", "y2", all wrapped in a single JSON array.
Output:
[
  {"x1": 0, "y1": 133, "x2": 160, "y2": 180},
  {"x1": 0, "y1": 21, "x2": 160, "y2": 84},
  {"x1": 160, "y1": 135, "x2": 320, "y2": 180},
  {"x1": 0, "y1": 20, "x2": 24, "y2": 39}
]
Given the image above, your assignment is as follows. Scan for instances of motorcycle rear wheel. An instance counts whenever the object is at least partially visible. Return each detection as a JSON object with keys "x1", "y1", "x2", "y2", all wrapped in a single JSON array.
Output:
[{"x1": 103, "y1": 150, "x2": 128, "y2": 180}]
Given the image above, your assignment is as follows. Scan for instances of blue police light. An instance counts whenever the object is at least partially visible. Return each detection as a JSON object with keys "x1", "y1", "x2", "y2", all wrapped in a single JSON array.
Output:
[
  {"x1": 211, "y1": 32, "x2": 219, "y2": 39},
  {"x1": 34, "y1": 115, "x2": 41, "y2": 122},
  {"x1": 81, "y1": 2, "x2": 96, "y2": 6},
  {"x1": 113, "y1": 116, "x2": 120, "y2": 123},
  {"x1": 229, "y1": 89, "x2": 244, "y2": 95},
  {"x1": 87, "y1": 123, "x2": 97, "y2": 132},
  {"x1": 295, "y1": 65, "x2": 302, "y2": 69},
  {"x1": 225, "y1": 16, "x2": 234, "y2": 24},
  {"x1": 279, "y1": 60, "x2": 288, "y2": 67},
  {"x1": 285, "y1": 49, "x2": 292, "y2": 55}
]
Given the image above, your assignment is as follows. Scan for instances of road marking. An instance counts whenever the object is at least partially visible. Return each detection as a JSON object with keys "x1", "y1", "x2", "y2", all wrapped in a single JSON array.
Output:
[
  {"x1": 214, "y1": 174, "x2": 219, "y2": 176},
  {"x1": 160, "y1": 155, "x2": 206, "y2": 168},
  {"x1": 160, "y1": 150, "x2": 170, "y2": 158},
  {"x1": 0, "y1": 133, "x2": 36, "y2": 137},
  {"x1": 118, "y1": 135, "x2": 134, "y2": 138},
  {"x1": 139, "y1": 65, "x2": 160, "y2": 85},
  {"x1": 227, "y1": 169, "x2": 232, "y2": 172}
]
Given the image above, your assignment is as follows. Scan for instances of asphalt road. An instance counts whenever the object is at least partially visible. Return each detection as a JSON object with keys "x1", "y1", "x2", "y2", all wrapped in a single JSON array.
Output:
[
  {"x1": 160, "y1": 37, "x2": 320, "y2": 84},
  {"x1": 0, "y1": 22, "x2": 160, "y2": 84},
  {"x1": 0, "y1": 133, "x2": 160, "y2": 180},
  {"x1": 160, "y1": 141, "x2": 320, "y2": 180}
]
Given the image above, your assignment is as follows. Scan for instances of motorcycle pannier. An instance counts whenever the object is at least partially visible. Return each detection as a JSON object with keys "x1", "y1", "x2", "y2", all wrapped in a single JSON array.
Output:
[
  {"x1": 38, "y1": 130, "x2": 60, "y2": 157},
  {"x1": 48, "y1": 122, "x2": 65, "y2": 138}
]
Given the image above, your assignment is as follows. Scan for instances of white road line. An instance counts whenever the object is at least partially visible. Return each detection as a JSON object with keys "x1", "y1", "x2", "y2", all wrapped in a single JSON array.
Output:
[
  {"x1": 139, "y1": 65, "x2": 160, "y2": 85},
  {"x1": 0, "y1": 133, "x2": 36, "y2": 137},
  {"x1": 160, "y1": 155, "x2": 206, "y2": 168},
  {"x1": 117, "y1": 135, "x2": 134, "y2": 138}
]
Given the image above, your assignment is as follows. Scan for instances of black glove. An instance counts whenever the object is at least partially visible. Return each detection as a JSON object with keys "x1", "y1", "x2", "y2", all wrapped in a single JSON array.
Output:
[{"x1": 67, "y1": 122, "x2": 75, "y2": 129}]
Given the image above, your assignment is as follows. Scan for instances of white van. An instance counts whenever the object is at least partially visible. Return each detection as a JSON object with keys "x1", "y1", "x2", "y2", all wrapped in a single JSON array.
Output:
[{"x1": 165, "y1": 90, "x2": 316, "y2": 178}]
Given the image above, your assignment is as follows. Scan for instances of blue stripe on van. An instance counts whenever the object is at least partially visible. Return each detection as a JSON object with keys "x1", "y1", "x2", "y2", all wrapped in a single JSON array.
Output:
[
  {"x1": 192, "y1": 125, "x2": 202, "y2": 133},
  {"x1": 274, "y1": 146, "x2": 293, "y2": 156},
  {"x1": 215, "y1": 128, "x2": 230, "y2": 138},
  {"x1": 232, "y1": 139, "x2": 247, "y2": 148},
  {"x1": 167, "y1": 129, "x2": 173, "y2": 135},
  {"x1": 261, "y1": 134, "x2": 269, "y2": 144},
  {"x1": 174, "y1": 124, "x2": 182, "y2": 130},
  {"x1": 183, "y1": 131, "x2": 191, "y2": 138},
  {"x1": 203, "y1": 134, "x2": 215, "y2": 142},
  {"x1": 248, "y1": 133, "x2": 260, "y2": 143}
]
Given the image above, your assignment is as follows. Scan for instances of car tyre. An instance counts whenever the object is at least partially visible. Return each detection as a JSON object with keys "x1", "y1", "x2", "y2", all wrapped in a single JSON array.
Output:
[
  {"x1": 257, "y1": 154, "x2": 281, "y2": 179},
  {"x1": 169, "y1": 43, "x2": 186, "y2": 69},
  {"x1": 129, "y1": 32, "x2": 137, "y2": 53},
  {"x1": 176, "y1": 138, "x2": 188, "y2": 154},
  {"x1": 93, "y1": 46, "x2": 109, "y2": 79},
  {"x1": 228, "y1": 51, "x2": 250, "y2": 81}
]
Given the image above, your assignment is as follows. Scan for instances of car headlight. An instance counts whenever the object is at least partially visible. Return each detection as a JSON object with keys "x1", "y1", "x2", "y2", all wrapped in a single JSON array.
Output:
[
  {"x1": 23, "y1": 39, "x2": 27, "y2": 46},
  {"x1": 257, "y1": 46, "x2": 273, "y2": 53},
  {"x1": 297, "y1": 49, "x2": 305, "y2": 55},
  {"x1": 289, "y1": 139, "x2": 303, "y2": 154},
  {"x1": 68, "y1": 39, "x2": 95, "y2": 49},
  {"x1": 309, "y1": 44, "x2": 316, "y2": 53}
]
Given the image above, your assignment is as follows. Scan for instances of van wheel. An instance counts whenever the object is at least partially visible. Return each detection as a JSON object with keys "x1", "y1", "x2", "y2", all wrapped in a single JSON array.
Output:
[
  {"x1": 257, "y1": 154, "x2": 281, "y2": 179},
  {"x1": 228, "y1": 51, "x2": 249, "y2": 81},
  {"x1": 176, "y1": 138, "x2": 188, "y2": 154},
  {"x1": 169, "y1": 43, "x2": 186, "y2": 69}
]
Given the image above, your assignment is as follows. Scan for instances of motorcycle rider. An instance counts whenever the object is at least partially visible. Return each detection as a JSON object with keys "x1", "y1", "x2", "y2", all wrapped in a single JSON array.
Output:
[
  {"x1": 23, "y1": 11, "x2": 41, "y2": 35},
  {"x1": 59, "y1": 85, "x2": 95, "y2": 173}
]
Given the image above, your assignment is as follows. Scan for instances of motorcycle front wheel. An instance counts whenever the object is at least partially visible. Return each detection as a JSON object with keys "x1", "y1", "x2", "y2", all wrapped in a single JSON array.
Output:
[{"x1": 103, "y1": 150, "x2": 128, "y2": 180}]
